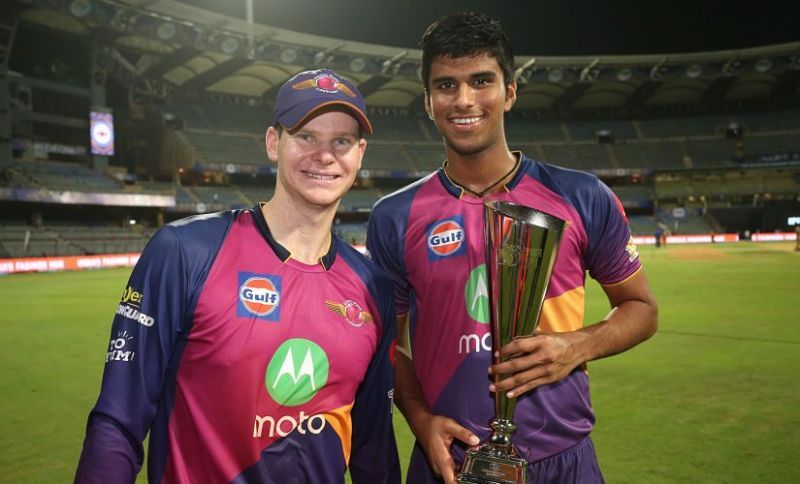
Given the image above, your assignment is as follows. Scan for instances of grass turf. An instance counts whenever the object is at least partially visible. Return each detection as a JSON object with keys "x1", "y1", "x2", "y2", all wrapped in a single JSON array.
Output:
[{"x1": 0, "y1": 242, "x2": 797, "y2": 482}]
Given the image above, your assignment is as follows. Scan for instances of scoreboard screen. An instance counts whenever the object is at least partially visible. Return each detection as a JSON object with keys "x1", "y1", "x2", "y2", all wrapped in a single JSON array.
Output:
[{"x1": 90, "y1": 110, "x2": 115, "y2": 156}]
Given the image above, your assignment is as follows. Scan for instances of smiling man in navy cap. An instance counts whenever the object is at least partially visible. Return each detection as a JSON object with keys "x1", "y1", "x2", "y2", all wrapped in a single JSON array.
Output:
[{"x1": 75, "y1": 69, "x2": 400, "y2": 484}]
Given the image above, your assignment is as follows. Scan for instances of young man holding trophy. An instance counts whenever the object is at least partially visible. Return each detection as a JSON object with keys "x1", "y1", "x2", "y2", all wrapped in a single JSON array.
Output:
[{"x1": 367, "y1": 11, "x2": 658, "y2": 484}]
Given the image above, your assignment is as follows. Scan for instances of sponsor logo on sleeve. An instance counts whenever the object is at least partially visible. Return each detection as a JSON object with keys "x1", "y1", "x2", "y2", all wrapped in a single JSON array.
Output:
[
  {"x1": 253, "y1": 338, "x2": 329, "y2": 439},
  {"x1": 426, "y1": 216, "x2": 467, "y2": 260},
  {"x1": 121, "y1": 286, "x2": 144, "y2": 307},
  {"x1": 625, "y1": 235, "x2": 640, "y2": 262},
  {"x1": 116, "y1": 286, "x2": 155, "y2": 327},
  {"x1": 106, "y1": 330, "x2": 135, "y2": 362},
  {"x1": 325, "y1": 299, "x2": 373, "y2": 327},
  {"x1": 237, "y1": 272, "x2": 282, "y2": 321}
]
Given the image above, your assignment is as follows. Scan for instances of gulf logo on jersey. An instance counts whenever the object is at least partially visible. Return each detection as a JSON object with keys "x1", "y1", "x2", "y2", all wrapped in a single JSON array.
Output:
[
  {"x1": 237, "y1": 272, "x2": 282, "y2": 321},
  {"x1": 426, "y1": 216, "x2": 467, "y2": 260}
]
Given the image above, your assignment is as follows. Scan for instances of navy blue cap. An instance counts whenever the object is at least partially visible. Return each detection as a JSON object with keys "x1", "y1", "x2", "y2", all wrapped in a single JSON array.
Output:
[{"x1": 272, "y1": 69, "x2": 372, "y2": 136}]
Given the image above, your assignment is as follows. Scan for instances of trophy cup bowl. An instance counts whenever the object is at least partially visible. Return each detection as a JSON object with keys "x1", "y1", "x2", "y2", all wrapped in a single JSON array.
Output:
[{"x1": 457, "y1": 201, "x2": 566, "y2": 484}]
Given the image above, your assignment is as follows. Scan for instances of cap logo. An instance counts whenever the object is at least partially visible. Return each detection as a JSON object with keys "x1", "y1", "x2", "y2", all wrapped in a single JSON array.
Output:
[{"x1": 292, "y1": 74, "x2": 356, "y2": 98}]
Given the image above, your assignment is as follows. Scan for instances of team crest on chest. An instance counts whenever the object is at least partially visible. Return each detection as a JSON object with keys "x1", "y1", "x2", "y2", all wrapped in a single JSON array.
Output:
[
  {"x1": 326, "y1": 299, "x2": 373, "y2": 327},
  {"x1": 426, "y1": 215, "x2": 467, "y2": 260},
  {"x1": 237, "y1": 272, "x2": 282, "y2": 321}
]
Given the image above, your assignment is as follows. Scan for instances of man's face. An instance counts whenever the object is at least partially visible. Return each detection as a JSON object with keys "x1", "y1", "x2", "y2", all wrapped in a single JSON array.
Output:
[
  {"x1": 425, "y1": 53, "x2": 516, "y2": 158},
  {"x1": 266, "y1": 110, "x2": 366, "y2": 210}
]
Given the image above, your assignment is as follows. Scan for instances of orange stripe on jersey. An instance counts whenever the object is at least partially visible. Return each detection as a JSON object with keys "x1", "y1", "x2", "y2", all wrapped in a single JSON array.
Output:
[
  {"x1": 323, "y1": 403, "x2": 354, "y2": 463},
  {"x1": 538, "y1": 286, "x2": 585, "y2": 333},
  {"x1": 600, "y1": 265, "x2": 642, "y2": 288}
]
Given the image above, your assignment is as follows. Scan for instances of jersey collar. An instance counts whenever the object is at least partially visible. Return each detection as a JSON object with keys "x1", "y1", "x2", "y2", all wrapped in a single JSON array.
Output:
[
  {"x1": 435, "y1": 151, "x2": 530, "y2": 200},
  {"x1": 253, "y1": 203, "x2": 337, "y2": 271}
]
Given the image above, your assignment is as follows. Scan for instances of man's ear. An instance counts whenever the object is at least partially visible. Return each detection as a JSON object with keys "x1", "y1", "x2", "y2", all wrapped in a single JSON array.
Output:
[
  {"x1": 504, "y1": 80, "x2": 517, "y2": 112},
  {"x1": 423, "y1": 90, "x2": 434, "y2": 120},
  {"x1": 265, "y1": 126, "x2": 280, "y2": 162}
]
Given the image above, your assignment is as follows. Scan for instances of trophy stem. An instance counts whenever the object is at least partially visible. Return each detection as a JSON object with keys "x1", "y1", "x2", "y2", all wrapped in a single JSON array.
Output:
[{"x1": 487, "y1": 418, "x2": 516, "y2": 454}]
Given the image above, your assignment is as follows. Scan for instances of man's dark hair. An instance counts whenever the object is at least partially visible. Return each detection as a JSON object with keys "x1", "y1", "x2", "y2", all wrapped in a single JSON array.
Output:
[{"x1": 419, "y1": 11, "x2": 515, "y2": 90}]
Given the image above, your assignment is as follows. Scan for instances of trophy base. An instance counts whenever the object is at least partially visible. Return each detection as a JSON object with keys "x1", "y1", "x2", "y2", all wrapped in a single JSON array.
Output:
[{"x1": 456, "y1": 445, "x2": 527, "y2": 484}]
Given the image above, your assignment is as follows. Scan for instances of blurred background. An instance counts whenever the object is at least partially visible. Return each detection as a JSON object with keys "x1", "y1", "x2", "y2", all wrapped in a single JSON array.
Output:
[{"x1": 0, "y1": 0, "x2": 798, "y2": 257}]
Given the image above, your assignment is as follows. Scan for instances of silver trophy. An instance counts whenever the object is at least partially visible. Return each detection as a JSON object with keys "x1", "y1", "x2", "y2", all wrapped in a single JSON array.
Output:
[{"x1": 458, "y1": 201, "x2": 566, "y2": 484}]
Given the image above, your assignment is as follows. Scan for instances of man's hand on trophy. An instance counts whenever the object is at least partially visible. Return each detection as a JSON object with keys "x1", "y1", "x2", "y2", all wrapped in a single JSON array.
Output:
[
  {"x1": 488, "y1": 332, "x2": 585, "y2": 398},
  {"x1": 417, "y1": 414, "x2": 480, "y2": 484}
]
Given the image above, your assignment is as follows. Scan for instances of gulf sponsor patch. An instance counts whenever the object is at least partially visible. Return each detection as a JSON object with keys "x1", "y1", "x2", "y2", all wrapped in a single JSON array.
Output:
[
  {"x1": 426, "y1": 215, "x2": 467, "y2": 260},
  {"x1": 237, "y1": 272, "x2": 282, "y2": 321}
]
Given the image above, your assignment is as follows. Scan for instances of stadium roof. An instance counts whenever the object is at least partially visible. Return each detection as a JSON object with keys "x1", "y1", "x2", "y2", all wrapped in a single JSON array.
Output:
[
  {"x1": 180, "y1": 0, "x2": 800, "y2": 57},
  {"x1": 10, "y1": 0, "x2": 800, "y2": 115}
]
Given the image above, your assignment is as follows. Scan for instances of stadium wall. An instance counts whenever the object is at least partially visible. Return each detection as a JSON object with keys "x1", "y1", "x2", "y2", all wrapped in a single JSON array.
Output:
[{"x1": 3, "y1": 232, "x2": 798, "y2": 275}]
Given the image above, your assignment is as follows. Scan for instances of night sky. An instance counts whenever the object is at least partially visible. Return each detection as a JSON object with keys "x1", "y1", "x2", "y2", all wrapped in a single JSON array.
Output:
[{"x1": 179, "y1": 0, "x2": 799, "y2": 56}]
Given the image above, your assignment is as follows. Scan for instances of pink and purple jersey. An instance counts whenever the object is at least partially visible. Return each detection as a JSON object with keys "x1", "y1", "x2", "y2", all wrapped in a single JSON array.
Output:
[
  {"x1": 367, "y1": 154, "x2": 640, "y2": 481},
  {"x1": 76, "y1": 206, "x2": 400, "y2": 483}
]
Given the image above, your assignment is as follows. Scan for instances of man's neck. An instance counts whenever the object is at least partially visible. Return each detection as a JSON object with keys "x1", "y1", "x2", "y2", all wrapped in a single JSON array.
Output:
[
  {"x1": 444, "y1": 143, "x2": 518, "y2": 197},
  {"x1": 261, "y1": 195, "x2": 337, "y2": 265}
]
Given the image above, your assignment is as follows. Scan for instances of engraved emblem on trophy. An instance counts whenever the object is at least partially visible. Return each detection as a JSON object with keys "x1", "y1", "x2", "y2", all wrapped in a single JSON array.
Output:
[{"x1": 458, "y1": 201, "x2": 566, "y2": 484}]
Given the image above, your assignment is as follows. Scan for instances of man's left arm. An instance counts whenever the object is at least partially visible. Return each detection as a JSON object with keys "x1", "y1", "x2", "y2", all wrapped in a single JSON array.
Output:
[
  {"x1": 348, "y1": 283, "x2": 401, "y2": 484},
  {"x1": 490, "y1": 269, "x2": 657, "y2": 398}
]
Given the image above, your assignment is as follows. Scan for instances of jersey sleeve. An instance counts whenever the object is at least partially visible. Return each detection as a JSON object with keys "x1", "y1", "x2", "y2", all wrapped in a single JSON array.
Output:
[
  {"x1": 584, "y1": 179, "x2": 641, "y2": 285},
  {"x1": 348, "y1": 275, "x2": 401, "y2": 484},
  {"x1": 366, "y1": 203, "x2": 411, "y2": 316},
  {"x1": 75, "y1": 226, "x2": 190, "y2": 483}
]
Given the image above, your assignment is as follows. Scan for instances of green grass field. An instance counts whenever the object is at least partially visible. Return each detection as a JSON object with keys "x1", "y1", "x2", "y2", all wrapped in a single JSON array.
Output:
[{"x1": 1, "y1": 242, "x2": 798, "y2": 482}]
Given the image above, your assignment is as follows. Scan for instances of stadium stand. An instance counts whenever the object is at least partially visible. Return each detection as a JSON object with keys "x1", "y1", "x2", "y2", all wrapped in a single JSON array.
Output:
[
  {"x1": 637, "y1": 115, "x2": 722, "y2": 138},
  {"x1": 613, "y1": 140, "x2": 685, "y2": 169},
  {"x1": 340, "y1": 189, "x2": 383, "y2": 212},
  {"x1": 50, "y1": 225, "x2": 150, "y2": 255},
  {"x1": 655, "y1": 210, "x2": 714, "y2": 235},
  {"x1": 334, "y1": 222, "x2": 369, "y2": 245},
  {"x1": 182, "y1": 130, "x2": 265, "y2": 166},
  {"x1": 362, "y1": 142, "x2": 416, "y2": 171},
  {"x1": 744, "y1": 133, "x2": 800, "y2": 155},
  {"x1": 146, "y1": 99, "x2": 800, "y2": 174},
  {"x1": 236, "y1": 186, "x2": 274, "y2": 206},
  {"x1": 370, "y1": 113, "x2": 430, "y2": 141},
  {"x1": 175, "y1": 185, "x2": 199, "y2": 205},
  {"x1": 404, "y1": 143, "x2": 445, "y2": 171},
  {"x1": 539, "y1": 142, "x2": 613, "y2": 171},
  {"x1": 684, "y1": 138, "x2": 736, "y2": 167},
  {"x1": 0, "y1": 223, "x2": 149, "y2": 257},
  {"x1": 567, "y1": 120, "x2": 639, "y2": 142},
  {"x1": 611, "y1": 185, "x2": 654, "y2": 206},
  {"x1": 188, "y1": 185, "x2": 249, "y2": 207},
  {"x1": 9, "y1": 160, "x2": 122, "y2": 192},
  {"x1": 506, "y1": 117, "x2": 567, "y2": 143},
  {"x1": 2, "y1": 0, "x2": 799, "y2": 262},
  {"x1": 627, "y1": 215, "x2": 659, "y2": 236},
  {"x1": 137, "y1": 181, "x2": 176, "y2": 195}
]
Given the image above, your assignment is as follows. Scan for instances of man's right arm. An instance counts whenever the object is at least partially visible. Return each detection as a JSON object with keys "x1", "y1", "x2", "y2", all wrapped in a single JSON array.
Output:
[
  {"x1": 75, "y1": 226, "x2": 189, "y2": 483},
  {"x1": 394, "y1": 315, "x2": 479, "y2": 484},
  {"x1": 367, "y1": 203, "x2": 477, "y2": 483},
  {"x1": 75, "y1": 416, "x2": 141, "y2": 483}
]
